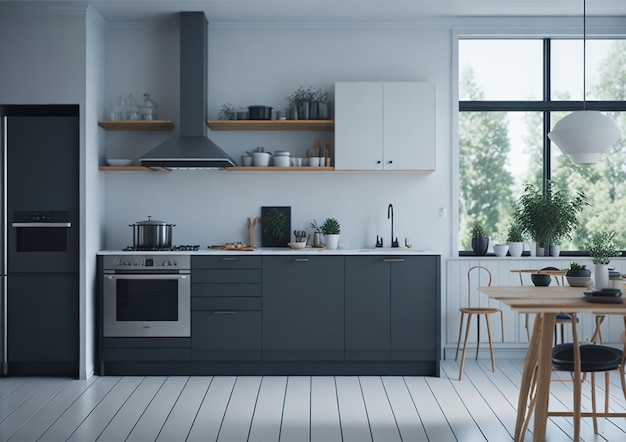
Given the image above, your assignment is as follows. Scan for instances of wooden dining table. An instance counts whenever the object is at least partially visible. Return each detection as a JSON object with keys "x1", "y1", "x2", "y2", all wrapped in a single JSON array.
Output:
[{"x1": 478, "y1": 285, "x2": 626, "y2": 442}]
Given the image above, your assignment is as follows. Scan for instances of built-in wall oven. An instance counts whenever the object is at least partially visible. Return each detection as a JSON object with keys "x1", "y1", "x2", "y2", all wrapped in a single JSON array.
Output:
[{"x1": 102, "y1": 254, "x2": 190, "y2": 337}]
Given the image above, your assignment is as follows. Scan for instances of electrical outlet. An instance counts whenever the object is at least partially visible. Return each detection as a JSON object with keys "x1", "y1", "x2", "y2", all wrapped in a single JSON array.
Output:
[{"x1": 439, "y1": 207, "x2": 446, "y2": 218}]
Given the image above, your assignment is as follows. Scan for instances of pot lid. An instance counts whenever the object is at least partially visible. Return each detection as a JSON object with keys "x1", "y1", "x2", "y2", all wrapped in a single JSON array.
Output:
[{"x1": 134, "y1": 216, "x2": 170, "y2": 226}]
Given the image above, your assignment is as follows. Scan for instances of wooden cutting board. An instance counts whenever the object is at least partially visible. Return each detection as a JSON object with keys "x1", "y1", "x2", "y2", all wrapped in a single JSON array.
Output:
[{"x1": 209, "y1": 244, "x2": 256, "y2": 251}]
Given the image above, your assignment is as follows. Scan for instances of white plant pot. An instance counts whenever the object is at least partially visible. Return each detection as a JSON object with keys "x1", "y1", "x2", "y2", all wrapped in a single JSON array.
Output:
[
  {"x1": 493, "y1": 244, "x2": 509, "y2": 257},
  {"x1": 594, "y1": 264, "x2": 610, "y2": 290},
  {"x1": 324, "y1": 234, "x2": 340, "y2": 250},
  {"x1": 550, "y1": 244, "x2": 560, "y2": 256},
  {"x1": 508, "y1": 242, "x2": 524, "y2": 257}
]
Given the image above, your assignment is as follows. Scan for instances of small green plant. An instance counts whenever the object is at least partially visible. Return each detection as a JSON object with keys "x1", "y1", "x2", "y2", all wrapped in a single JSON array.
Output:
[
  {"x1": 313, "y1": 88, "x2": 328, "y2": 103},
  {"x1": 320, "y1": 217, "x2": 341, "y2": 235},
  {"x1": 470, "y1": 222, "x2": 486, "y2": 238},
  {"x1": 218, "y1": 103, "x2": 236, "y2": 120},
  {"x1": 569, "y1": 261, "x2": 587, "y2": 270},
  {"x1": 262, "y1": 208, "x2": 289, "y2": 241},
  {"x1": 286, "y1": 85, "x2": 315, "y2": 103},
  {"x1": 586, "y1": 231, "x2": 622, "y2": 265},
  {"x1": 506, "y1": 222, "x2": 525, "y2": 243},
  {"x1": 310, "y1": 219, "x2": 320, "y2": 232}
]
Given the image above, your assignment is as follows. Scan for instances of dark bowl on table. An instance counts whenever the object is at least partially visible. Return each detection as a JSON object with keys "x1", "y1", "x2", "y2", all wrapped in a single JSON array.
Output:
[{"x1": 531, "y1": 273, "x2": 552, "y2": 287}]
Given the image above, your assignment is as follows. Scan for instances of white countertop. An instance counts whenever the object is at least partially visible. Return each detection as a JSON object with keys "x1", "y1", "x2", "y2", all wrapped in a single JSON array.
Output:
[{"x1": 97, "y1": 247, "x2": 439, "y2": 256}]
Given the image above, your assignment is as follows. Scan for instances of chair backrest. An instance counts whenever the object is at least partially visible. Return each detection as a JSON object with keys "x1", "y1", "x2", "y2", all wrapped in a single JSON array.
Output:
[{"x1": 466, "y1": 265, "x2": 492, "y2": 307}]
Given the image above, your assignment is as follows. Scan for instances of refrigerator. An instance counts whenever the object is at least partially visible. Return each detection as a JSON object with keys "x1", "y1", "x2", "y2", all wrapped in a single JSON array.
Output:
[{"x1": 0, "y1": 105, "x2": 79, "y2": 377}]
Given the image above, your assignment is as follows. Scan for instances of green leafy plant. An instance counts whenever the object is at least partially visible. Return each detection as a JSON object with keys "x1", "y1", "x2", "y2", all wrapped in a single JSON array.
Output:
[
  {"x1": 286, "y1": 85, "x2": 315, "y2": 103},
  {"x1": 320, "y1": 217, "x2": 341, "y2": 235},
  {"x1": 506, "y1": 222, "x2": 525, "y2": 243},
  {"x1": 312, "y1": 88, "x2": 328, "y2": 103},
  {"x1": 585, "y1": 231, "x2": 622, "y2": 265},
  {"x1": 569, "y1": 261, "x2": 587, "y2": 270},
  {"x1": 514, "y1": 181, "x2": 589, "y2": 246},
  {"x1": 262, "y1": 208, "x2": 289, "y2": 241},
  {"x1": 218, "y1": 103, "x2": 236, "y2": 120},
  {"x1": 470, "y1": 221, "x2": 486, "y2": 238}
]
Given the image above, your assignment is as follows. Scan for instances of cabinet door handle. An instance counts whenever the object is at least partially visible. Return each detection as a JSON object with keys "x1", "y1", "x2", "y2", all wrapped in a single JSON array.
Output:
[
  {"x1": 377, "y1": 160, "x2": 382, "y2": 164},
  {"x1": 388, "y1": 160, "x2": 393, "y2": 164},
  {"x1": 213, "y1": 311, "x2": 238, "y2": 315},
  {"x1": 221, "y1": 257, "x2": 237, "y2": 261},
  {"x1": 383, "y1": 258, "x2": 405, "y2": 262},
  {"x1": 295, "y1": 258, "x2": 309, "y2": 262}
]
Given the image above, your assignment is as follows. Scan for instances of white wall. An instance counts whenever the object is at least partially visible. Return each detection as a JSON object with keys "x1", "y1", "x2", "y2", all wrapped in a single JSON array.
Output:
[{"x1": 102, "y1": 24, "x2": 454, "y2": 254}]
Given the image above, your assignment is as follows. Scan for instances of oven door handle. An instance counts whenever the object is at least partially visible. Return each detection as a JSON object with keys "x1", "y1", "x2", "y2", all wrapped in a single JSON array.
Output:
[
  {"x1": 105, "y1": 274, "x2": 189, "y2": 279},
  {"x1": 12, "y1": 222, "x2": 71, "y2": 228}
]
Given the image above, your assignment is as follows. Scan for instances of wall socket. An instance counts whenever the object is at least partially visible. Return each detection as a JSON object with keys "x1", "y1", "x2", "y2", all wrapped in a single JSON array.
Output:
[{"x1": 439, "y1": 207, "x2": 446, "y2": 218}]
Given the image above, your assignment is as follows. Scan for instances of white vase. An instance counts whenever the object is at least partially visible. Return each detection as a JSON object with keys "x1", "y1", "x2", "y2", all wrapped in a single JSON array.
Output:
[
  {"x1": 550, "y1": 244, "x2": 560, "y2": 256},
  {"x1": 324, "y1": 234, "x2": 340, "y2": 250},
  {"x1": 508, "y1": 242, "x2": 524, "y2": 257},
  {"x1": 594, "y1": 264, "x2": 610, "y2": 290},
  {"x1": 493, "y1": 244, "x2": 509, "y2": 257}
]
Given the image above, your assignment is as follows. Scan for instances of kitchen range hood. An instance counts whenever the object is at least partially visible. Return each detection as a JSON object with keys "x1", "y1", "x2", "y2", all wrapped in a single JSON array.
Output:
[{"x1": 141, "y1": 12, "x2": 235, "y2": 169}]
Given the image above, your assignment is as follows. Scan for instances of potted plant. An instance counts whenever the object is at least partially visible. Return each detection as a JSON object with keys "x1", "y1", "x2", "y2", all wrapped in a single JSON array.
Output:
[
  {"x1": 286, "y1": 85, "x2": 315, "y2": 120},
  {"x1": 514, "y1": 181, "x2": 588, "y2": 256},
  {"x1": 493, "y1": 241, "x2": 509, "y2": 257},
  {"x1": 320, "y1": 217, "x2": 341, "y2": 250},
  {"x1": 470, "y1": 221, "x2": 489, "y2": 256},
  {"x1": 586, "y1": 231, "x2": 622, "y2": 289},
  {"x1": 566, "y1": 261, "x2": 592, "y2": 287},
  {"x1": 506, "y1": 221, "x2": 525, "y2": 257},
  {"x1": 312, "y1": 87, "x2": 329, "y2": 119},
  {"x1": 218, "y1": 103, "x2": 236, "y2": 120}
]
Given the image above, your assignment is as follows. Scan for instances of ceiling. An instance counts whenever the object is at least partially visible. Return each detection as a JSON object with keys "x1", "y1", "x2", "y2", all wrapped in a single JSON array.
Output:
[{"x1": 4, "y1": 0, "x2": 626, "y2": 23}]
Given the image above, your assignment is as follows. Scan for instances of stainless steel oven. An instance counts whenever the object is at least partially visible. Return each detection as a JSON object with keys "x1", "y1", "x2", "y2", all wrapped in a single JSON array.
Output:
[{"x1": 102, "y1": 254, "x2": 190, "y2": 337}]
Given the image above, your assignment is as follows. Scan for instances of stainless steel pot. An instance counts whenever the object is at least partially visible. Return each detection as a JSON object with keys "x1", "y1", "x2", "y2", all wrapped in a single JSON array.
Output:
[{"x1": 130, "y1": 216, "x2": 175, "y2": 249}]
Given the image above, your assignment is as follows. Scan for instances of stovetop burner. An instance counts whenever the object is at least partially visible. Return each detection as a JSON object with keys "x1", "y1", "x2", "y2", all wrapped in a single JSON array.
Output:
[{"x1": 122, "y1": 245, "x2": 200, "y2": 252}]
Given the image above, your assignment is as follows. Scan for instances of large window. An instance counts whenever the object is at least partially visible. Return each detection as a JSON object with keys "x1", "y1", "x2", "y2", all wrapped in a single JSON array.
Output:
[{"x1": 459, "y1": 38, "x2": 626, "y2": 253}]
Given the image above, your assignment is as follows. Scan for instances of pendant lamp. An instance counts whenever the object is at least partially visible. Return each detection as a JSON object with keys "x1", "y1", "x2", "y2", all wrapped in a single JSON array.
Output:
[{"x1": 547, "y1": 0, "x2": 620, "y2": 165}]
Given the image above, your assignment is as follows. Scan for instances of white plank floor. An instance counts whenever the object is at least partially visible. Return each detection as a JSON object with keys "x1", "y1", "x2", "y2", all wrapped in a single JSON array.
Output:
[{"x1": 1, "y1": 360, "x2": 626, "y2": 441}]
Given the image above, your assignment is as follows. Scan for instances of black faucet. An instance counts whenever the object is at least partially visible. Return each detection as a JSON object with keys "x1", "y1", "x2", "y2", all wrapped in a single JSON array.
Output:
[{"x1": 387, "y1": 203, "x2": 399, "y2": 248}]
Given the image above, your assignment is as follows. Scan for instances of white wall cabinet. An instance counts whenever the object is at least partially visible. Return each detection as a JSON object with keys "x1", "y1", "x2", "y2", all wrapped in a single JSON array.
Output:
[{"x1": 334, "y1": 81, "x2": 435, "y2": 171}]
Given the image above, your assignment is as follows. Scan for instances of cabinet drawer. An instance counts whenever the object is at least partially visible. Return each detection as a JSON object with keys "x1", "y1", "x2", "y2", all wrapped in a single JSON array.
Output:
[
  {"x1": 192, "y1": 297, "x2": 262, "y2": 311},
  {"x1": 192, "y1": 311, "x2": 261, "y2": 360},
  {"x1": 192, "y1": 256, "x2": 261, "y2": 269},
  {"x1": 192, "y1": 283, "x2": 261, "y2": 297},
  {"x1": 102, "y1": 337, "x2": 190, "y2": 348},
  {"x1": 193, "y1": 269, "x2": 262, "y2": 284},
  {"x1": 102, "y1": 348, "x2": 190, "y2": 361}
]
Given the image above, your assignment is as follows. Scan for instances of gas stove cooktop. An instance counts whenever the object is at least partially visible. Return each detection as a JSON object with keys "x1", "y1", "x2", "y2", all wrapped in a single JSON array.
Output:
[{"x1": 122, "y1": 245, "x2": 200, "y2": 252}]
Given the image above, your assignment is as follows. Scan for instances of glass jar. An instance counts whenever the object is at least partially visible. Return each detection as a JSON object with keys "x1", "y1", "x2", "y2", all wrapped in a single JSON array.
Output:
[{"x1": 142, "y1": 93, "x2": 159, "y2": 120}]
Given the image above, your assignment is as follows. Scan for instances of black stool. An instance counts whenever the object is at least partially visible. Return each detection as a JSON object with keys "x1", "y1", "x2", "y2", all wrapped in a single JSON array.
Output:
[{"x1": 550, "y1": 338, "x2": 625, "y2": 439}]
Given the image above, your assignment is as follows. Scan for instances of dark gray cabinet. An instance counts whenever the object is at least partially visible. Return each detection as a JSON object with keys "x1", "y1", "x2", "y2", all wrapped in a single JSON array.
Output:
[
  {"x1": 191, "y1": 256, "x2": 262, "y2": 360},
  {"x1": 345, "y1": 255, "x2": 440, "y2": 365},
  {"x1": 263, "y1": 255, "x2": 344, "y2": 360}
]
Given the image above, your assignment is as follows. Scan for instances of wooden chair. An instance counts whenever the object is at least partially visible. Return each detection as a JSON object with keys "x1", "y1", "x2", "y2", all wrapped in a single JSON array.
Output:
[
  {"x1": 455, "y1": 265, "x2": 503, "y2": 380},
  {"x1": 523, "y1": 315, "x2": 626, "y2": 441},
  {"x1": 512, "y1": 268, "x2": 575, "y2": 344}
]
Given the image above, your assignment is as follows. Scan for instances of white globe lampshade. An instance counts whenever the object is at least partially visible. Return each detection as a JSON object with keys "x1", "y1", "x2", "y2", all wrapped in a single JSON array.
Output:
[{"x1": 548, "y1": 111, "x2": 620, "y2": 164}]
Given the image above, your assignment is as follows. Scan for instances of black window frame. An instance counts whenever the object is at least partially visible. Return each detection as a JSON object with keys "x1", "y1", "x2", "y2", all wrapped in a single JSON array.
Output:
[{"x1": 458, "y1": 38, "x2": 626, "y2": 257}]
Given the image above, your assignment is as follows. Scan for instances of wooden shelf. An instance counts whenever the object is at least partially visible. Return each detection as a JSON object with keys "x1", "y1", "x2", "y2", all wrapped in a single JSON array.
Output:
[
  {"x1": 207, "y1": 120, "x2": 334, "y2": 131},
  {"x1": 98, "y1": 120, "x2": 175, "y2": 131},
  {"x1": 226, "y1": 166, "x2": 334, "y2": 172},
  {"x1": 99, "y1": 166, "x2": 170, "y2": 172}
]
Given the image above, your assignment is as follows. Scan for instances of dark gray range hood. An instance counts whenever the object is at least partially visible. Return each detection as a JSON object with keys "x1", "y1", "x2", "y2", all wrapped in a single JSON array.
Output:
[{"x1": 141, "y1": 12, "x2": 235, "y2": 169}]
